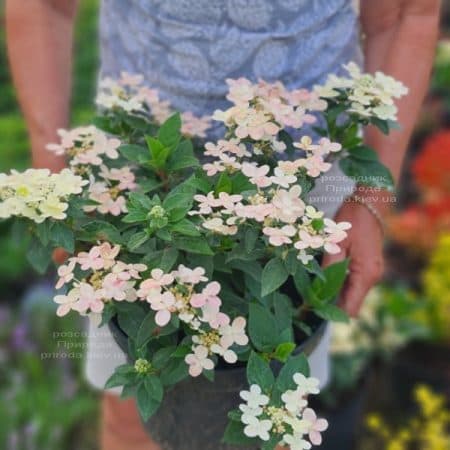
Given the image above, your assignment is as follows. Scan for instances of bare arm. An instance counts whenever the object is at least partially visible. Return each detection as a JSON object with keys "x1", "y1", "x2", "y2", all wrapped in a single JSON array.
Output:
[
  {"x1": 6, "y1": 0, "x2": 79, "y2": 171},
  {"x1": 324, "y1": 0, "x2": 440, "y2": 316},
  {"x1": 361, "y1": 0, "x2": 441, "y2": 208}
]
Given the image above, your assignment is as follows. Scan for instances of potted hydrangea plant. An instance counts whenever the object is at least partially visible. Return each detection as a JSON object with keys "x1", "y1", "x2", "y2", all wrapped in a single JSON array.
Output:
[{"x1": 0, "y1": 64, "x2": 406, "y2": 449}]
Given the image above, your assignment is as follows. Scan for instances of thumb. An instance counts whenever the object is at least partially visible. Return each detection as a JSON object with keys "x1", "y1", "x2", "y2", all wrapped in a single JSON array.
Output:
[{"x1": 338, "y1": 270, "x2": 370, "y2": 317}]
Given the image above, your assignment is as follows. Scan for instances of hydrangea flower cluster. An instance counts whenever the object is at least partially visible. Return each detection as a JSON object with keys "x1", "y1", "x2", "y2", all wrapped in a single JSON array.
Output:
[
  {"x1": 46, "y1": 123, "x2": 136, "y2": 216},
  {"x1": 212, "y1": 78, "x2": 326, "y2": 154},
  {"x1": 0, "y1": 168, "x2": 87, "y2": 223},
  {"x1": 83, "y1": 164, "x2": 137, "y2": 216},
  {"x1": 314, "y1": 62, "x2": 408, "y2": 121},
  {"x1": 96, "y1": 71, "x2": 211, "y2": 137},
  {"x1": 54, "y1": 242, "x2": 147, "y2": 316},
  {"x1": 191, "y1": 160, "x2": 351, "y2": 262},
  {"x1": 136, "y1": 264, "x2": 248, "y2": 377},
  {"x1": 46, "y1": 126, "x2": 121, "y2": 170},
  {"x1": 239, "y1": 374, "x2": 328, "y2": 449}
]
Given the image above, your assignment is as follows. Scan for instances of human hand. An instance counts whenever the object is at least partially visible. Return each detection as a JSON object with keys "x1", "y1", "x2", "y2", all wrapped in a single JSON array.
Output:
[{"x1": 322, "y1": 199, "x2": 385, "y2": 317}]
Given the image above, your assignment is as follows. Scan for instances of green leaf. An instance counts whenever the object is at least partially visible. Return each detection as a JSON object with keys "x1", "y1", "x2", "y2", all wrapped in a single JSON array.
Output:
[
  {"x1": 158, "y1": 113, "x2": 182, "y2": 149},
  {"x1": 167, "y1": 140, "x2": 199, "y2": 171},
  {"x1": 370, "y1": 117, "x2": 390, "y2": 135},
  {"x1": 119, "y1": 144, "x2": 150, "y2": 163},
  {"x1": 313, "y1": 303, "x2": 349, "y2": 323},
  {"x1": 160, "y1": 358, "x2": 189, "y2": 386},
  {"x1": 173, "y1": 236, "x2": 213, "y2": 255},
  {"x1": 144, "y1": 375, "x2": 164, "y2": 402},
  {"x1": 171, "y1": 345, "x2": 191, "y2": 358},
  {"x1": 244, "y1": 228, "x2": 259, "y2": 253},
  {"x1": 274, "y1": 342, "x2": 296, "y2": 363},
  {"x1": 222, "y1": 421, "x2": 258, "y2": 446},
  {"x1": 26, "y1": 239, "x2": 52, "y2": 274},
  {"x1": 261, "y1": 258, "x2": 289, "y2": 297},
  {"x1": 139, "y1": 178, "x2": 162, "y2": 193},
  {"x1": 155, "y1": 228, "x2": 172, "y2": 241},
  {"x1": 231, "y1": 172, "x2": 254, "y2": 194},
  {"x1": 339, "y1": 157, "x2": 395, "y2": 191},
  {"x1": 104, "y1": 364, "x2": 136, "y2": 389},
  {"x1": 248, "y1": 303, "x2": 279, "y2": 352},
  {"x1": 78, "y1": 221, "x2": 122, "y2": 244},
  {"x1": 229, "y1": 259, "x2": 262, "y2": 282},
  {"x1": 163, "y1": 192, "x2": 193, "y2": 212},
  {"x1": 215, "y1": 172, "x2": 233, "y2": 194},
  {"x1": 170, "y1": 219, "x2": 200, "y2": 237},
  {"x1": 99, "y1": 303, "x2": 116, "y2": 327},
  {"x1": 312, "y1": 259, "x2": 349, "y2": 301},
  {"x1": 275, "y1": 353, "x2": 310, "y2": 395},
  {"x1": 273, "y1": 294, "x2": 294, "y2": 342},
  {"x1": 115, "y1": 303, "x2": 147, "y2": 340},
  {"x1": 304, "y1": 258, "x2": 325, "y2": 281},
  {"x1": 36, "y1": 221, "x2": 52, "y2": 246},
  {"x1": 152, "y1": 346, "x2": 176, "y2": 369},
  {"x1": 127, "y1": 231, "x2": 149, "y2": 251},
  {"x1": 159, "y1": 247, "x2": 179, "y2": 272},
  {"x1": 247, "y1": 351, "x2": 275, "y2": 392},
  {"x1": 146, "y1": 136, "x2": 171, "y2": 169},
  {"x1": 284, "y1": 251, "x2": 299, "y2": 276},
  {"x1": 128, "y1": 192, "x2": 153, "y2": 209},
  {"x1": 137, "y1": 381, "x2": 162, "y2": 421},
  {"x1": 135, "y1": 312, "x2": 159, "y2": 348},
  {"x1": 347, "y1": 145, "x2": 379, "y2": 161},
  {"x1": 51, "y1": 222, "x2": 75, "y2": 253}
]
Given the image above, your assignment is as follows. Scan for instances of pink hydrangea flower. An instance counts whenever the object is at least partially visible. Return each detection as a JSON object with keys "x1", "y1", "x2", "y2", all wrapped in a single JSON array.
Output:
[
  {"x1": 190, "y1": 281, "x2": 221, "y2": 308},
  {"x1": 54, "y1": 289, "x2": 80, "y2": 317},
  {"x1": 271, "y1": 185, "x2": 305, "y2": 223},
  {"x1": 148, "y1": 291, "x2": 176, "y2": 326},
  {"x1": 185, "y1": 345, "x2": 215, "y2": 377},
  {"x1": 180, "y1": 112, "x2": 211, "y2": 138},
  {"x1": 300, "y1": 155, "x2": 332, "y2": 178},
  {"x1": 173, "y1": 265, "x2": 207, "y2": 285},
  {"x1": 72, "y1": 283, "x2": 105, "y2": 314},
  {"x1": 77, "y1": 246, "x2": 106, "y2": 271},
  {"x1": 226, "y1": 77, "x2": 256, "y2": 104},
  {"x1": 219, "y1": 317, "x2": 248, "y2": 348},
  {"x1": 102, "y1": 273, "x2": 134, "y2": 301},
  {"x1": 263, "y1": 225, "x2": 297, "y2": 246},
  {"x1": 270, "y1": 167, "x2": 297, "y2": 188},
  {"x1": 303, "y1": 408, "x2": 328, "y2": 446},
  {"x1": 324, "y1": 218, "x2": 352, "y2": 241},
  {"x1": 295, "y1": 230, "x2": 325, "y2": 250},
  {"x1": 242, "y1": 163, "x2": 271, "y2": 188},
  {"x1": 55, "y1": 259, "x2": 76, "y2": 289}
]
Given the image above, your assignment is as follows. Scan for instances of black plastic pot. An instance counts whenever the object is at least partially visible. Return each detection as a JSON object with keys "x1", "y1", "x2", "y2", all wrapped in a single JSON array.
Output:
[{"x1": 109, "y1": 317, "x2": 327, "y2": 450}]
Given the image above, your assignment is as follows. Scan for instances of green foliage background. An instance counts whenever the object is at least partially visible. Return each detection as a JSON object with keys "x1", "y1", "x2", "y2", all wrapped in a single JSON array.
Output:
[{"x1": 0, "y1": 0, "x2": 99, "y2": 281}]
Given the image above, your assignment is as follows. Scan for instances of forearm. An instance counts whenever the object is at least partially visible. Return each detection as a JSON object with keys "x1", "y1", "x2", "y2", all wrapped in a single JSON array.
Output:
[
  {"x1": 360, "y1": 0, "x2": 440, "y2": 212},
  {"x1": 6, "y1": 0, "x2": 78, "y2": 171}
]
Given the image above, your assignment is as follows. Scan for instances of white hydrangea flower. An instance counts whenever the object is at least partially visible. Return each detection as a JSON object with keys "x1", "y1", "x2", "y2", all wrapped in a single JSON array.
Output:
[
  {"x1": 239, "y1": 384, "x2": 270, "y2": 408},
  {"x1": 243, "y1": 416, "x2": 273, "y2": 441},
  {"x1": 293, "y1": 373, "x2": 320, "y2": 395}
]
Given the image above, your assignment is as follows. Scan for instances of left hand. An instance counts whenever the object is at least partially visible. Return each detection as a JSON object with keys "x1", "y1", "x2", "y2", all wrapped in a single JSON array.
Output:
[{"x1": 322, "y1": 200, "x2": 385, "y2": 317}]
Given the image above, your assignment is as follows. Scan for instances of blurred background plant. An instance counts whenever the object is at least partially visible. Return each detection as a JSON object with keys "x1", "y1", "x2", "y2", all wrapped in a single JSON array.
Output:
[
  {"x1": 365, "y1": 385, "x2": 450, "y2": 450},
  {"x1": 1, "y1": 1, "x2": 450, "y2": 449},
  {"x1": 0, "y1": 1, "x2": 100, "y2": 449}
]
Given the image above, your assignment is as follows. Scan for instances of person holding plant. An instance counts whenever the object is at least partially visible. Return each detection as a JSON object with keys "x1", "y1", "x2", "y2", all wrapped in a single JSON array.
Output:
[{"x1": 5, "y1": 0, "x2": 440, "y2": 449}]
